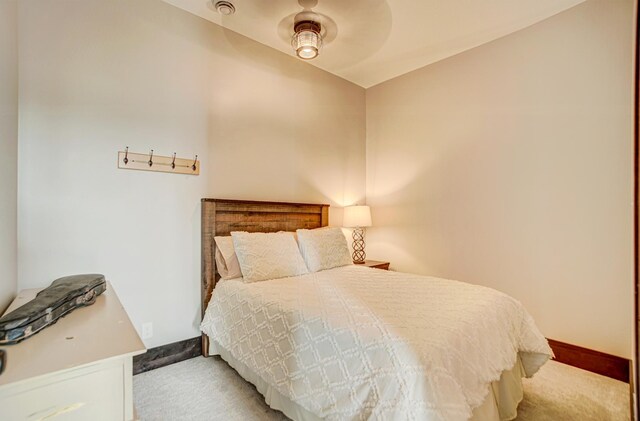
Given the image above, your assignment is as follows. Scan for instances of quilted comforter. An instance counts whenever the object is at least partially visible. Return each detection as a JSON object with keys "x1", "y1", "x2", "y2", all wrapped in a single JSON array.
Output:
[{"x1": 200, "y1": 265, "x2": 552, "y2": 421}]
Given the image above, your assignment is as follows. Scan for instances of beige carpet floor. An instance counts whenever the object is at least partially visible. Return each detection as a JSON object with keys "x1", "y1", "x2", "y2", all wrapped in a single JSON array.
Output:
[{"x1": 133, "y1": 357, "x2": 630, "y2": 420}]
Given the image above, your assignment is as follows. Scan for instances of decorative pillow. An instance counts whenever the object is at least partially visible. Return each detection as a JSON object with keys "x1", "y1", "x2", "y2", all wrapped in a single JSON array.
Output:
[
  {"x1": 296, "y1": 227, "x2": 353, "y2": 272},
  {"x1": 214, "y1": 236, "x2": 243, "y2": 280},
  {"x1": 230, "y1": 231, "x2": 309, "y2": 282}
]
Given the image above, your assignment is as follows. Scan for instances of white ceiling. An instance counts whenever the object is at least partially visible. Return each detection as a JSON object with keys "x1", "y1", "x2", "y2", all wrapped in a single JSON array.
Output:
[{"x1": 163, "y1": 0, "x2": 586, "y2": 88}]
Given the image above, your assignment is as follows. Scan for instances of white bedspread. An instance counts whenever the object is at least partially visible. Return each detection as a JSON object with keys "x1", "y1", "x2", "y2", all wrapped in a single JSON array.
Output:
[{"x1": 201, "y1": 265, "x2": 552, "y2": 421}]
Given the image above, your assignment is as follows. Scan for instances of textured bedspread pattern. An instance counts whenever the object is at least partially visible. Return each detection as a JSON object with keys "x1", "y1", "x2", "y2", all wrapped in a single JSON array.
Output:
[{"x1": 201, "y1": 266, "x2": 552, "y2": 421}]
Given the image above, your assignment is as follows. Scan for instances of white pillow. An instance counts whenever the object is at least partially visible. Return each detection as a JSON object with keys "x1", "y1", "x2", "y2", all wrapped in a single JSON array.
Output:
[
  {"x1": 296, "y1": 227, "x2": 353, "y2": 272},
  {"x1": 214, "y1": 236, "x2": 243, "y2": 280},
  {"x1": 231, "y1": 231, "x2": 309, "y2": 282}
]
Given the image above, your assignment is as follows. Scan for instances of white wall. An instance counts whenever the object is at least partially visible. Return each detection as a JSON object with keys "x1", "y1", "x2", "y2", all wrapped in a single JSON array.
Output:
[
  {"x1": 366, "y1": 0, "x2": 634, "y2": 357},
  {"x1": 0, "y1": 0, "x2": 19, "y2": 312},
  {"x1": 16, "y1": 0, "x2": 634, "y2": 358},
  {"x1": 17, "y1": 0, "x2": 365, "y2": 348}
]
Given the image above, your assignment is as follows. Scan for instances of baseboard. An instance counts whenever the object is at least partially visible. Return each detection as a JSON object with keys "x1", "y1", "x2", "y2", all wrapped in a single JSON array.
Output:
[
  {"x1": 547, "y1": 338, "x2": 630, "y2": 383},
  {"x1": 132, "y1": 335, "x2": 631, "y2": 383},
  {"x1": 133, "y1": 336, "x2": 201, "y2": 375}
]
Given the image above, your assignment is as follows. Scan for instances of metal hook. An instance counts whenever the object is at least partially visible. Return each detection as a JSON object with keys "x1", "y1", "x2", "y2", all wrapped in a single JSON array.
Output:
[
  {"x1": 123, "y1": 146, "x2": 129, "y2": 165},
  {"x1": 192, "y1": 155, "x2": 198, "y2": 171},
  {"x1": 171, "y1": 153, "x2": 176, "y2": 169},
  {"x1": 148, "y1": 149, "x2": 154, "y2": 167}
]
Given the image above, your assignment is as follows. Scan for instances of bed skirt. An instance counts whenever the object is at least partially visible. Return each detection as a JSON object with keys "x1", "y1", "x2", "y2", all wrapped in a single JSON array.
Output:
[{"x1": 209, "y1": 339, "x2": 526, "y2": 421}]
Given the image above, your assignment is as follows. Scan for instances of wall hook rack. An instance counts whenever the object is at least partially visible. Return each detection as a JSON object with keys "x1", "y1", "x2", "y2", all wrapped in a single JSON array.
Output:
[{"x1": 118, "y1": 147, "x2": 200, "y2": 175}]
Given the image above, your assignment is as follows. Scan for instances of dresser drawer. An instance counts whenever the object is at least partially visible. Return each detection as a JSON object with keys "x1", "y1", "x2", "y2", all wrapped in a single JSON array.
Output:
[
  {"x1": 0, "y1": 358, "x2": 127, "y2": 420},
  {"x1": 0, "y1": 283, "x2": 144, "y2": 421}
]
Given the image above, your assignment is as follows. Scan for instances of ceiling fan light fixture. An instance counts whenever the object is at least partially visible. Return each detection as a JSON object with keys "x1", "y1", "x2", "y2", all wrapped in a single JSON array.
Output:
[{"x1": 292, "y1": 20, "x2": 322, "y2": 60}]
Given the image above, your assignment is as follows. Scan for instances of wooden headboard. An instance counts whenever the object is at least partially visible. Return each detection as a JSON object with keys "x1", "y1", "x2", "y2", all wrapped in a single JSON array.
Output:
[{"x1": 200, "y1": 198, "x2": 329, "y2": 356}]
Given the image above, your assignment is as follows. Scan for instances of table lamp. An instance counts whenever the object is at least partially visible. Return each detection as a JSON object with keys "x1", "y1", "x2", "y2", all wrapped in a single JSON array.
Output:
[{"x1": 343, "y1": 205, "x2": 372, "y2": 264}]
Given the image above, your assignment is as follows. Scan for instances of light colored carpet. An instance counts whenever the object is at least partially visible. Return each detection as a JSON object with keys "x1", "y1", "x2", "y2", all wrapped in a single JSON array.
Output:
[{"x1": 133, "y1": 357, "x2": 630, "y2": 421}]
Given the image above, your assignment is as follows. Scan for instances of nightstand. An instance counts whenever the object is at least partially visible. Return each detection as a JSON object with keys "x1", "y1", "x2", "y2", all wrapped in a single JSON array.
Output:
[
  {"x1": 357, "y1": 260, "x2": 390, "y2": 270},
  {"x1": 0, "y1": 282, "x2": 145, "y2": 420}
]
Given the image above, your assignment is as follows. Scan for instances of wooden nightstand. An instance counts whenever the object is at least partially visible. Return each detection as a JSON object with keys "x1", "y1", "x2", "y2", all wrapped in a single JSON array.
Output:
[{"x1": 356, "y1": 260, "x2": 390, "y2": 270}]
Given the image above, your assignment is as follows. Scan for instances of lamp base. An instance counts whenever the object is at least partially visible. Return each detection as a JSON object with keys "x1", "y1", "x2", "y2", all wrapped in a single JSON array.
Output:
[{"x1": 351, "y1": 227, "x2": 366, "y2": 264}]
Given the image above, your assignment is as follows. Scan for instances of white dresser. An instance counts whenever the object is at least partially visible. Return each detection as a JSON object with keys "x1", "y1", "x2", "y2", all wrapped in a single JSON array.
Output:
[{"x1": 0, "y1": 282, "x2": 146, "y2": 420}]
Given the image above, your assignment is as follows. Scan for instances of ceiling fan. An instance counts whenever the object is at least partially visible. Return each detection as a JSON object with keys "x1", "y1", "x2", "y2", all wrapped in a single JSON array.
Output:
[{"x1": 287, "y1": 0, "x2": 337, "y2": 60}]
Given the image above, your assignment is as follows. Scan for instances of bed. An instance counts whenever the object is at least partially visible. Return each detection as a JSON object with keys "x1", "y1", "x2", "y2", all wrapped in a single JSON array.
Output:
[{"x1": 199, "y1": 199, "x2": 552, "y2": 421}]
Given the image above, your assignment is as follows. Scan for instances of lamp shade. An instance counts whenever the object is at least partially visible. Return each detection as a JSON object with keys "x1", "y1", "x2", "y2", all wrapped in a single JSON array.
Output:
[{"x1": 343, "y1": 205, "x2": 372, "y2": 228}]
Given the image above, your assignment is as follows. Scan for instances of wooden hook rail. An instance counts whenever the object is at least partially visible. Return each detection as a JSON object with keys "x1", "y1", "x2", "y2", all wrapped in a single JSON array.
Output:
[{"x1": 117, "y1": 147, "x2": 199, "y2": 175}]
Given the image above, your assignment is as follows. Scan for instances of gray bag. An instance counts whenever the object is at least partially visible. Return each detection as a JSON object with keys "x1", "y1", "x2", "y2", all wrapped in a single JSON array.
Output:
[{"x1": 0, "y1": 274, "x2": 106, "y2": 345}]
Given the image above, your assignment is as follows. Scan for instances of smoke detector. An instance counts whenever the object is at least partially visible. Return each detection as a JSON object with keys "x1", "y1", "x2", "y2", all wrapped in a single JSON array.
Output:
[{"x1": 214, "y1": 1, "x2": 235, "y2": 16}]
